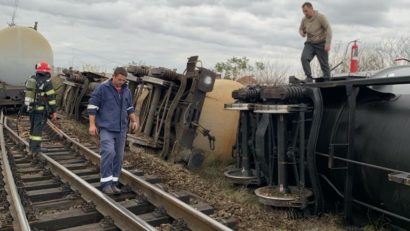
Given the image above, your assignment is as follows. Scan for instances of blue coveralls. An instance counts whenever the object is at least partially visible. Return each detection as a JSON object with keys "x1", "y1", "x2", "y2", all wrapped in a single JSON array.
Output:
[{"x1": 87, "y1": 80, "x2": 135, "y2": 189}]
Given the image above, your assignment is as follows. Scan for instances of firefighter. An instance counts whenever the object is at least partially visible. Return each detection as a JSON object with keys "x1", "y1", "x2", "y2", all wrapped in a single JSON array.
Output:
[
  {"x1": 24, "y1": 61, "x2": 57, "y2": 154},
  {"x1": 87, "y1": 67, "x2": 139, "y2": 195}
]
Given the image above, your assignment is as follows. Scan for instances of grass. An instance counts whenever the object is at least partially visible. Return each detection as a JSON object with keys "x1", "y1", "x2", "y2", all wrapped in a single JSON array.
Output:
[
  {"x1": 196, "y1": 158, "x2": 264, "y2": 210},
  {"x1": 363, "y1": 215, "x2": 393, "y2": 231}
]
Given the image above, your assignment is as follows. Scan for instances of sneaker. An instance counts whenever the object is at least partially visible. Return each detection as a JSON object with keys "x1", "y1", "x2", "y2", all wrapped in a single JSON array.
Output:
[
  {"x1": 102, "y1": 186, "x2": 114, "y2": 195},
  {"x1": 301, "y1": 77, "x2": 313, "y2": 83},
  {"x1": 111, "y1": 186, "x2": 121, "y2": 194}
]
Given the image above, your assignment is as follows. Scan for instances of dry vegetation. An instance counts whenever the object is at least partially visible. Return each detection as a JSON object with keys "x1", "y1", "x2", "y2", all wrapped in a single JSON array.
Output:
[
  {"x1": 312, "y1": 37, "x2": 410, "y2": 77},
  {"x1": 56, "y1": 118, "x2": 355, "y2": 231}
]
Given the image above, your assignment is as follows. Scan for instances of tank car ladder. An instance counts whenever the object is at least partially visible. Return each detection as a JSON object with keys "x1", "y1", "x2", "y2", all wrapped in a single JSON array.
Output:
[{"x1": 327, "y1": 84, "x2": 359, "y2": 224}]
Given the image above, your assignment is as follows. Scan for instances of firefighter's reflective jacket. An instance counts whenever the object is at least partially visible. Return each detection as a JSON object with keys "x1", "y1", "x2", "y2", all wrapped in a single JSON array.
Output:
[{"x1": 24, "y1": 72, "x2": 57, "y2": 113}]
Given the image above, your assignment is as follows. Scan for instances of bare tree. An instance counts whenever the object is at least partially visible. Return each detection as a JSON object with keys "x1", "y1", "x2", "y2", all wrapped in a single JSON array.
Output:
[
  {"x1": 82, "y1": 64, "x2": 105, "y2": 73},
  {"x1": 311, "y1": 36, "x2": 410, "y2": 76},
  {"x1": 253, "y1": 60, "x2": 290, "y2": 85},
  {"x1": 214, "y1": 56, "x2": 291, "y2": 85},
  {"x1": 358, "y1": 44, "x2": 386, "y2": 71},
  {"x1": 374, "y1": 36, "x2": 410, "y2": 67}
]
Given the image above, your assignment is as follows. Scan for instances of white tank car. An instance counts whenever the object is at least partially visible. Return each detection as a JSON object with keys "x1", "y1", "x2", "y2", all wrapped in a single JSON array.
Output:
[{"x1": 0, "y1": 25, "x2": 53, "y2": 105}]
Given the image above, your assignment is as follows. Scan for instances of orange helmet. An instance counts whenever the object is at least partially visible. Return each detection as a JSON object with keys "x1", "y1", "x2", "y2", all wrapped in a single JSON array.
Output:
[{"x1": 36, "y1": 61, "x2": 51, "y2": 73}]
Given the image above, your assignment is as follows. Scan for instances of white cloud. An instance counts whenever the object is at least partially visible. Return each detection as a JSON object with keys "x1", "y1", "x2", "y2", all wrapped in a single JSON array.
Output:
[{"x1": 0, "y1": 0, "x2": 408, "y2": 75}]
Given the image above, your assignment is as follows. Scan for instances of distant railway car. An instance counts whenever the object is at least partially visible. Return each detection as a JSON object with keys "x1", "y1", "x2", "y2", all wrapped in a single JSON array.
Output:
[{"x1": 0, "y1": 24, "x2": 53, "y2": 108}]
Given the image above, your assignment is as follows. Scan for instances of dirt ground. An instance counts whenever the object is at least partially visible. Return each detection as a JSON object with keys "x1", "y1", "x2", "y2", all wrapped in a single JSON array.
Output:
[{"x1": 54, "y1": 118, "x2": 364, "y2": 231}]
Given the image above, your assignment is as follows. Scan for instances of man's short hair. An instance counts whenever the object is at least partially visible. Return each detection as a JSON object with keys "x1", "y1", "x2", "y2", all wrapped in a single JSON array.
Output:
[
  {"x1": 113, "y1": 67, "x2": 128, "y2": 77},
  {"x1": 302, "y1": 2, "x2": 313, "y2": 8}
]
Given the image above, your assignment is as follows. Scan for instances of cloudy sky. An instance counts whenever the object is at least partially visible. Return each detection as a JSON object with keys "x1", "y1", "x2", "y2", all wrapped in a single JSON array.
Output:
[{"x1": 0, "y1": 0, "x2": 409, "y2": 74}]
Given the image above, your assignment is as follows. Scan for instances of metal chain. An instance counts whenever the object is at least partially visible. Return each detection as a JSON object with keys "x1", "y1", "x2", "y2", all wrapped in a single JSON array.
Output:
[{"x1": 191, "y1": 122, "x2": 216, "y2": 150}]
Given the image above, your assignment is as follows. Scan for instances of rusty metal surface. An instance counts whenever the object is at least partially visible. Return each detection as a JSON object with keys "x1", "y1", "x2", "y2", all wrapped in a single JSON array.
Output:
[
  {"x1": 0, "y1": 84, "x2": 25, "y2": 106},
  {"x1": 47, "y1": 120, "x2": 233, "y2": 231},
  {"x1": 127, "y1": 66, "x2": 150, "y2": 77},
  {"x1": 127, "y1": 133, "x2": 163, "y2": 149},
  {"x1": 0, "y1": 112, "x2": 31, "y2": 231},
  {"x1": 150, "y1": 67, "x2": 180, "y2": 81},
  {"x1": 128, "y1": 57, "x2": 217, "y2": 168},
  {"x1": 60, "y1": 69, "x2": 108, "y2": 120},
  {"x1": 142, "y1": 76, "x2": 173, "y2": 87}
]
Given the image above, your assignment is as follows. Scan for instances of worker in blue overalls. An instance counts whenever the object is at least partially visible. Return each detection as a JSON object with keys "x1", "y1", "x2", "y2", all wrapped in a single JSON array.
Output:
[{"x1": 87, "y1": 67, "x2": 139, "y2": 194}]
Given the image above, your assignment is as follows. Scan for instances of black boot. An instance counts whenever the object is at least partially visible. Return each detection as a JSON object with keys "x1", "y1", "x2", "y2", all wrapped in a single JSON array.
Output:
[
  {"x1": 111, "y1": 186, "x2": 121, "y2": 194},
  {"x1": 304, "y1": 77, "x2": 313, "y2": 83}
]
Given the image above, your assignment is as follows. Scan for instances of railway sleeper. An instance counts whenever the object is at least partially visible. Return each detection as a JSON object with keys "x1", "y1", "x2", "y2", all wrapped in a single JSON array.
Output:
[
  {"x1": 50, "y1": 155, "x2": 83, "y2": 161},
  {"x1": 32, "y1": 199, "x2": 156, "y2": 230},
  {"x1": 71, "y1": 168, "x2": 99, "y2": 176},
  {"x1": 57, "y1": 222, "x2": 116, "y2": 231},
  {"x1": 20, "y1": 172, "x2": 52, "y2": 182},
  {"x1": 53, "y1": 158, "x2": 86, "y2": 165},
  {"x1": 22, "y1": 179, "x2": 61, "y2": 191},
  {"x1": 26, "y1": 187, "x2": 71, "y2": 202},
  {"x1": 61, "y1": 162, "x2": 91, "y2": 170},
  {"x1": 33, "y1": 198, "x2": 84, "y2": 212},
  {"x1": 16, "y1": 167, "x2": 43, "y2": 174}
]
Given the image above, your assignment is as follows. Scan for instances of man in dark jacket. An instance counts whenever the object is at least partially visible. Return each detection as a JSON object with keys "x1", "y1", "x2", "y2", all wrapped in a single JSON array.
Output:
[
  {"x1": 87, "y1": 67, "x2": 138, "y2": 194},
  {"x1": 25, "y1": 61, "x2": 57, "y2": 154}
]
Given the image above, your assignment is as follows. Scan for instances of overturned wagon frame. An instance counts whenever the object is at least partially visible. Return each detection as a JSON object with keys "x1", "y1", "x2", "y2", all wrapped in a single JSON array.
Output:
[{"x1": 127, "y1": 56, "x2": 216, "y2": 168}]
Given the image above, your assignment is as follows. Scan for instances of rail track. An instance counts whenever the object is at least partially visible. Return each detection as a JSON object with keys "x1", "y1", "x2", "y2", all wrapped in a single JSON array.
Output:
[{"x1": 0, "y1": 112, "x2": 235, "y2": 231}]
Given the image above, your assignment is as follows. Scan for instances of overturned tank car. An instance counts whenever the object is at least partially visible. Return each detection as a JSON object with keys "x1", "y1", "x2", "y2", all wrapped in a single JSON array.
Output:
[
  {"x1": 127, "y1": 56, "x2": 217, "y2": 168},
  {"x1": 225, "y1": 65, "x2": 410, "y2": 229},
  {"x1": 59, "y1": 68, "x2": 109, "y2": 120}
]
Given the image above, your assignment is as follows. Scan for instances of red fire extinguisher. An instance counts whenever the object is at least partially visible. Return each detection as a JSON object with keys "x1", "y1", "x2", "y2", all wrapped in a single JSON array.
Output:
[{"x1": 350, "y1": 41, "x2": 359, "y2": 73}]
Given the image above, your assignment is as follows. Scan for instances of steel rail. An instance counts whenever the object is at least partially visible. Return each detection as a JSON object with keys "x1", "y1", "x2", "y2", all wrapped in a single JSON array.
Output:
[
  {"x1": 4, "y1": 117, "x2": 156, "y2": 231},
  {"x1": 47, "y1": 120, "x2": 233, "y2": 231},
  {"x1": 0, "y1": 112, "x2": 31, "y2": 231}
]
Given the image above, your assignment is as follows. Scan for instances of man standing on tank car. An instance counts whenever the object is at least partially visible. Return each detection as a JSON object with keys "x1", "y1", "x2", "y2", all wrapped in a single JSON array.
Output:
[
  {"x1": 24, "y1": 61, "x2": 58, "y2": 154},
  {"x1": 87, "y1": 67, "x2": 139, "y2": 195},
  {"x1": 299, "y1": 2, "x2": 332, "y2": 82}
]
